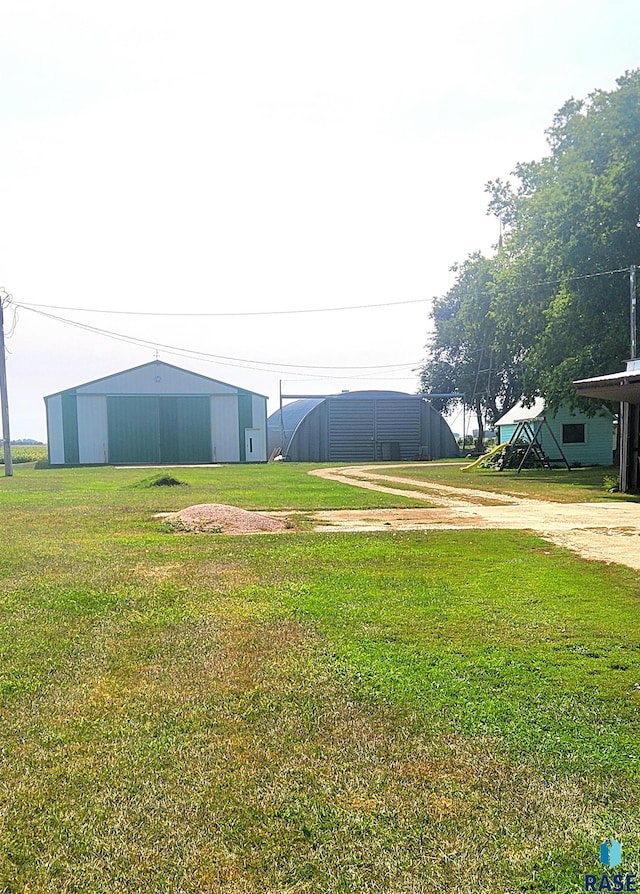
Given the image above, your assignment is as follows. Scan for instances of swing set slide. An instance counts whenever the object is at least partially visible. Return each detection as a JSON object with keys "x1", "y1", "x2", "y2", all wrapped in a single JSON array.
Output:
[{"x1": 461, "y1": 442, "x2": 508, "y2": 471}]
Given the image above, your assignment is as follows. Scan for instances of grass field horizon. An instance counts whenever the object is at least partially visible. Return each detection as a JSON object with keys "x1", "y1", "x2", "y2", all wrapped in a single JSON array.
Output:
[{"x1": 0, "y1": 463, "x2": 638, "y2": 892}]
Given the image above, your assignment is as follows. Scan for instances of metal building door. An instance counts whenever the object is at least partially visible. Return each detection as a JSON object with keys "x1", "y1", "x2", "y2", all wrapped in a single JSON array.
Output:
[
  {"x1": 328, "y1": 399, "x2": 375, "y2": 461},
  {"x1": 108, "y1": 395, "x2": 211, "y2": 464},
  {"x1": 244, "y1": 428, "x2": 261, "y2": 462},
  {"x1": 107, "y1": 396, "x2": 160, "y2": 464}
]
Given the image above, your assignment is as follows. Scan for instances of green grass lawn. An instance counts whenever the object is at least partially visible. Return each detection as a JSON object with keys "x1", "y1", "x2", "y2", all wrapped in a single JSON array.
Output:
[
  {"x1": 0, "y1": 462, "x2": 426, "y2": 512},
  {"x1": 0, "y1": 464, "x2": 638, "y2": 892},
  {"x1": 384, "y1": 461, "x2": 639, "y2": 503}
]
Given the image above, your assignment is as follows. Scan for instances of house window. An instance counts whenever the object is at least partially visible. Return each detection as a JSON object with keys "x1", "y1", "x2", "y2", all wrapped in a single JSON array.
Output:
[{"x1": 562, "y1": 423, "x2": 585, "y2": 444}]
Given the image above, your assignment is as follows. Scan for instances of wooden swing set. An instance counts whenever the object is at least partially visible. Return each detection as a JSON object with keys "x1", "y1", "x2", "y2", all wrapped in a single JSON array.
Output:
[{"x1": 502, "y1": 417, "x2": 571, "y2": 473}]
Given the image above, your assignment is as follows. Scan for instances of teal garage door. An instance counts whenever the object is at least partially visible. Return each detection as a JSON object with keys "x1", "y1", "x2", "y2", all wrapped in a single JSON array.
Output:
[
  {"x1": 160, "y1": 396, "x2": 212, "y2": 463},
  {"x1": 107, "y1": 396, "x2": 212, "y2": 464}
]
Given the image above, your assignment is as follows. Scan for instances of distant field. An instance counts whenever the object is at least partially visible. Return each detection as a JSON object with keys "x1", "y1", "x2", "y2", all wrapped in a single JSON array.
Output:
[
  {"x1": 0, "y1": 463, "x2": 638, "y2": 892},
  {"x1": 0, "y1": 444, "x2": 47, "y2": 464}
]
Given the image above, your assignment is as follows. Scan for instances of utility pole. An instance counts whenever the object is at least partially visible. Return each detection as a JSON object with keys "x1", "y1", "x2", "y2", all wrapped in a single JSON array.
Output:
[
  {"x1": 0, "y1": 291, "x2": 12, "y2": 477},
  {"x1": 631, "y1": 264, "x2": 637, "y2": 360}
]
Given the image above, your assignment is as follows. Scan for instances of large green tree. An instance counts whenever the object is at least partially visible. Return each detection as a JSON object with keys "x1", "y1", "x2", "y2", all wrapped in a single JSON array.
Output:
[
  {"x1": 419, "y1": 253, "x2": 522, "y2": 447},
  {"x1": 422, "y1": 70, "x2": 640, "y2": 422}
]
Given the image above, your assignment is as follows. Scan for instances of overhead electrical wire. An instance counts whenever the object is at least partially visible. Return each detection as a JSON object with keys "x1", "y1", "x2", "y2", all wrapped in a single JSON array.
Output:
[
  {"x1": 16, "y1": 296, "x2": 431, "y2": 317},
  {"x1": 17, "y1": 304, "x2": 421, "y2": 378},
  {"x1": 524, "y1": 266, "x2": 630, "y2": 289},
  {"x1": 5, "y1": 303, "x2": 19, "y2": 339},
  {"x1": 12, "y1": 263, "x2": 628, "y2": 386},
  {"x1": 14, "y1": 265, "x2": 631, "y2": 319}
]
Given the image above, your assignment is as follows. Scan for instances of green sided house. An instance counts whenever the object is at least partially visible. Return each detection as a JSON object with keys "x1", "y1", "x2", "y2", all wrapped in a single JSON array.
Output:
[
  {"x1": 45, "y1": 361, "x2": 267, "y2": 465},
  {"x1": 495, "y1": 398, "x2": 615, "y2": 466}
]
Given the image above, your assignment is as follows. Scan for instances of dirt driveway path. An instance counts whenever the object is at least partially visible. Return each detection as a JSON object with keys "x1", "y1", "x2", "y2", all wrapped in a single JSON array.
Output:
[{"x1": 309, "y1": 465, "x2": 640, "y2": 572}]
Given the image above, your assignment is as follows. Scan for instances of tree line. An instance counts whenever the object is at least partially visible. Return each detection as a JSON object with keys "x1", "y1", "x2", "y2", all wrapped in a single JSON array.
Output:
[{"x1": 420, "y1": 70, "x2": 640, "y2": 445}]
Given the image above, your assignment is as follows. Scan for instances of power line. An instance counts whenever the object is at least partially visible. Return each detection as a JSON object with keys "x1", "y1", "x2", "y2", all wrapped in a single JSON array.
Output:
[
  {"x1": 15, "y1": 265, "x2": 631, "y2": 320},
  {"x1": 17, "y1": 304, "x2": 421, "y2": 376},
  {"x1": 15, "y1": 266, "x2": 631, "y2": 326},
  {"x1": 516, "y1": 266, "x2": 630, "y2": 289},
  {"x1": 16, "y1": 296, "x2": 431, "y2": 317}
]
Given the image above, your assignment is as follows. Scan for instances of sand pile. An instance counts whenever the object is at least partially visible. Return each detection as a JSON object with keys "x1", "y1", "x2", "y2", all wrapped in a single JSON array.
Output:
[{"x1": 164, "y1": 503, "x2": 286, "y2": 534}]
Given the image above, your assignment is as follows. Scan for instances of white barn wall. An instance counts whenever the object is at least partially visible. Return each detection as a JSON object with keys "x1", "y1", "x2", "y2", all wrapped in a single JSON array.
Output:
[
  {"x1": 211, "y1": 396, "x2": 240, "y2": 462},
  {"x1": 250, "y1": 395, "x2": 267, "y2": 462},
  {"x1": 46, "y1": 395, "x2": 65, "y2": 464},
  {"x1": 78, "y1": 365, "x2": 237, "y2": 396},
  {"x1": 77, "y1": 395, "x2": 108, "y2": 464}
]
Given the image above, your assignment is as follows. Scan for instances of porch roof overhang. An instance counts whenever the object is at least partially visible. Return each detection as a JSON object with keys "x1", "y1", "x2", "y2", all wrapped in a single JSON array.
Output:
[{"x1": 573, "y1": 369, "x2": 640, "y2": 403}]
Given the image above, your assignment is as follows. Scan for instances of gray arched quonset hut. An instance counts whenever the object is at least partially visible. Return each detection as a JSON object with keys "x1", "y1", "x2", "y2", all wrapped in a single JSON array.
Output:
[
  {"x1": 268, "y1": 390, "x2": 459, "y2": 462},
  {"x1": 45, "y1": 361, "x2": 267, "y2": 465}
]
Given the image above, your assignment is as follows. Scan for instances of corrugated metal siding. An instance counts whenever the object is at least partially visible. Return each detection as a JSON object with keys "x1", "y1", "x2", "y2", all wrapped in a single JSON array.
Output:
[
  {"x1": 107, "y1": 396, "x2": 212, "y2": 464},
  {"x1": 329, "y1": 399, "x2": 375, "y2": 461},
  {"x1": 45, "y1": 362, "x2": 268, "y2": 465},
  {"x1": 77, "y1": 395, "x2": 108, "y2": 464},
  {"x1": 267, "y1": 393, "x2": 459, "y2": 462},
  {"x1": 285, "y1": 401, "x2": 328, "y2": 462},
  {"x1": 250, "y1": 395, "x2": 267, "y2": 461},
  {"x1": 268, "y1": 399, "x2": 324, "y2": 454},
  {"x1": 211, "y1": 396, "x2": 240, "y2": 462},
  {"x1": 78, "y1": 362, "x2": 237, "y2": 396},
  {"x1": 178, "y1": 397, "x2": 212, "y2": 462},
  {"x1": 374, "y1": 398, "x2": 421, "y2": 460},
  {"x1": 159, "y1": 396, "x2": 212, "y2": 463},
  {"x1": 107, "y1": 396, "x2": 160, "y2": 463},
  {"x1": 237, "y1": 392, "x2": 254, "y2": 462},
  {"x1": 420, "y1": 400, "x2": 459, "y2": 459},
  {"x1": 61, "y1": 393, "x2": 79, "y2": 464},
  {"x1": 45, "y1": 395, "x2": 65, "y2": 464}
]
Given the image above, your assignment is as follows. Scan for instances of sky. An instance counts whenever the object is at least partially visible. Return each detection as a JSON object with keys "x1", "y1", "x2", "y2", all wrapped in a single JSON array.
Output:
[{"x1": 1, "y1": 1, "x2": 640, "y2": 441}]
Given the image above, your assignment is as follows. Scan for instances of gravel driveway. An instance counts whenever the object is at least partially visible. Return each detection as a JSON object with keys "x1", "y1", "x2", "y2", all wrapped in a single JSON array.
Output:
[{"x1": 310, "y1": 465, "x2": 640, "y2": 572}]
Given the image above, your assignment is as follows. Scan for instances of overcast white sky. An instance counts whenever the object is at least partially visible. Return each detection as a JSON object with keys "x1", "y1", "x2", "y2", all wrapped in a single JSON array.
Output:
[{"x1": 2, "y1": 1, "x2": 639, "y2": 440}]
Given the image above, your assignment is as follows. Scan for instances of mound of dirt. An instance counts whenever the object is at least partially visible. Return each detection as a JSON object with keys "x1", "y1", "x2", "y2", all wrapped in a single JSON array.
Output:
[
  {"x1": 150, "y1": 476, "x2": 186, "y2": 487},
  {"x1": 163, "y1": 503, "x2": 287, "y2": 534},
  {"x1": 136, "y1": 474, "x2": 188, "y2": 488}
]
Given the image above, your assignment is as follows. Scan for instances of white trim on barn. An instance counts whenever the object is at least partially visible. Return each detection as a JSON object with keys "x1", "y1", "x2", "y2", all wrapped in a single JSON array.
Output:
[
  {"x1": 210, "y1": 395, "x2": 240, "y2": 463},
  {"x1": 77, "y1": 395, "x2": 109, "y2": 464}
]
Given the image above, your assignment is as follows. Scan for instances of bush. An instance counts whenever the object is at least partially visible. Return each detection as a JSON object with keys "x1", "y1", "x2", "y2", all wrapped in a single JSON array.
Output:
[{"x1": 132, "y1": 474, "x2": 189, "y2": 488}]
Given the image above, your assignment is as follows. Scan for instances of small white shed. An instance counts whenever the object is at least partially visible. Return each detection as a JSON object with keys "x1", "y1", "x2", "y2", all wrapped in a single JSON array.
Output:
[{"x1": 45, "y1": 361, "x2": 267, "y2": 466}]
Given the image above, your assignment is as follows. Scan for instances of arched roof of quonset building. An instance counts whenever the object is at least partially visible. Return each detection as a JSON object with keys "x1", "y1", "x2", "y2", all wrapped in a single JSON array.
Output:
[{"x1": 267, "y1": 390, "x2": 459, "y2": 462}]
